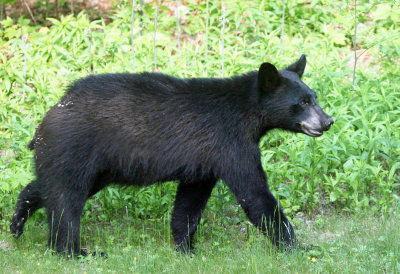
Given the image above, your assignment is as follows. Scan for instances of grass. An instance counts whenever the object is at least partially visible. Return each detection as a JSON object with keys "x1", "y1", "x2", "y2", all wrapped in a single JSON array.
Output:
[{"x1": 1, "y1": 207, "x2": 399, "y2": 272}]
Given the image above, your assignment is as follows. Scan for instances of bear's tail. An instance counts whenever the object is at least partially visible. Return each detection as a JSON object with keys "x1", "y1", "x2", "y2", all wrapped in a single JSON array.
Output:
[{"x1": 28, "y1": 136, "x2": 36, "y2": 150}]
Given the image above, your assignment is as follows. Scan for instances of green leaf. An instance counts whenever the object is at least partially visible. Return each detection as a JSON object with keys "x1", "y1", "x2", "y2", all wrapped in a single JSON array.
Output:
[{"x1": 343, "y1": 159, "x2": 354, "y2": 171}]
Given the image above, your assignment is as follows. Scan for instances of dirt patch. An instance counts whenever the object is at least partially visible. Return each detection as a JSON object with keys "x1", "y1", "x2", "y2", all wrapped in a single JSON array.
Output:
[
  {"x1": 347, "y1": 49, "x2": 380, "y2": 71},
  {"x1": 3, "y1": 0, "x2": 114, "y2": 24},
  {"x1": 0, "y1": 240, "x2": 12, "y2": 251},
  {"x1": 1, "y1": 149, "x2": 16, "y2": 162},
  {"x1": 318, "y1": 231, "x2": 344, "y2": 242}
]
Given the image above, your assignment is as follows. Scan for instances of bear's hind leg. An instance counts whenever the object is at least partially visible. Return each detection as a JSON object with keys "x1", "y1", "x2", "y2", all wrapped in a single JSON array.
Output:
[
  {"x1": 10, "y1": 180, "x2": 44, "y2": 238},
  {"x1": 171, "y1": 179, "x2": 216, "y2": 253},
  {"x1": 46, "y1": 186, "x2": 88, "y2": 257}
]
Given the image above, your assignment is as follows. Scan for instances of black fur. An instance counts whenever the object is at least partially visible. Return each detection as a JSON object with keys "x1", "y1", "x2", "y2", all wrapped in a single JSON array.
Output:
[{"x1": 11, "y1": 55, "x2": 333, "y2": 256}]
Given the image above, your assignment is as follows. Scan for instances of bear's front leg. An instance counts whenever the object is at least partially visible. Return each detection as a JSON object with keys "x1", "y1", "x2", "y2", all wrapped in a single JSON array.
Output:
[
  {"x1": 223, "y1": 161, "x2": 296, "y2": 249},
  {"x1": 171, "y1": 179, "x2": 217, "y2": 253}
]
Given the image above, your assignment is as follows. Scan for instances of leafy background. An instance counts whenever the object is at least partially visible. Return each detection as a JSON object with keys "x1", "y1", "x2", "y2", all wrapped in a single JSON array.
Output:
[{"x1": 0, "y1": 0, "x2": 399, "y2": 232}]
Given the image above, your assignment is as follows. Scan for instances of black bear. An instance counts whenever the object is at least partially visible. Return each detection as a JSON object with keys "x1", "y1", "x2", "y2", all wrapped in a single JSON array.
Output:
[{"x1": 11, "y1": 55, "x2": 333, "y2": 256}]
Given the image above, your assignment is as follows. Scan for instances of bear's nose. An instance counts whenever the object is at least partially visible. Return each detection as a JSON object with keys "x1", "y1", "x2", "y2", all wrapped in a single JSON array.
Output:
[{"x1": 324, "y1": 117, "x2": 334, "y2": 130}]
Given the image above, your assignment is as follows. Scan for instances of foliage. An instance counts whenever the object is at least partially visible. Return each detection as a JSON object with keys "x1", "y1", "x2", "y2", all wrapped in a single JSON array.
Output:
[{"x1": 1, "y1": 0, "x2": 400, "y2": 231}]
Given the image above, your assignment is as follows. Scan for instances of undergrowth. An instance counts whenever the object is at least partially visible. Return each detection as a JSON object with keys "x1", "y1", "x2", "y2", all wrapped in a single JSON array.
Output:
[{"x1": 0, "y1": 0, "x2": 399, "y2": 233}]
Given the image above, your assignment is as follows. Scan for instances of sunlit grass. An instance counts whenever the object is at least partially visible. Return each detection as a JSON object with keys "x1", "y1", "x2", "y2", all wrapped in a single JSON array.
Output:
[{"x1": 1, "y1": 207, "x2": 399, "y2": 272}]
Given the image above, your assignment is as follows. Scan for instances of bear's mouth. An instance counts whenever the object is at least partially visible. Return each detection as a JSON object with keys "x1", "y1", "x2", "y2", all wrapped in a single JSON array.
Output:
[{"x1": 299, "y1": 123, "x2": 323, "y2": 137}]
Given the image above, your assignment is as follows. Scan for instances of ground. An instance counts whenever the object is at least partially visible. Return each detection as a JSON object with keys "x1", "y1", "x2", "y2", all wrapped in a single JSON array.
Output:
[{"x1": 1, "y1": 207, "x2": 399, "y2": 272}]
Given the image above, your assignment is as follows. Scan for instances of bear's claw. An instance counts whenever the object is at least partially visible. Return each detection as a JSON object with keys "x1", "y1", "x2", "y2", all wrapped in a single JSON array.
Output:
[{"x1": 10, "y1": 215, "x2": 24, "y2": 239}]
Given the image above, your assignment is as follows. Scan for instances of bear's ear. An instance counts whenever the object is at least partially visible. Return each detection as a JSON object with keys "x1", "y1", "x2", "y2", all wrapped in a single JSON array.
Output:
[
  {"x1": 258, "y1": 62, "x2": 280, "y2": 93},
  {"x1": 286, "y1": 54, "x2": 306, "y2": 78}
]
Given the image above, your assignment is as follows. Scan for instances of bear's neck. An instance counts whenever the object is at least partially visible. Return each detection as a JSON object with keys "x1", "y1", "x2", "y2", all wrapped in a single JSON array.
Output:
[{"x1": 186, "y1": 72, "x2": 281, "y2": 143}]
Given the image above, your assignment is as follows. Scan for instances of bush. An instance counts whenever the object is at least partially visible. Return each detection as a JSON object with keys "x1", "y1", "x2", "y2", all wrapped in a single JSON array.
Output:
[{"x1": 1, "y1": 1, "x2": 399, "y2": 230}]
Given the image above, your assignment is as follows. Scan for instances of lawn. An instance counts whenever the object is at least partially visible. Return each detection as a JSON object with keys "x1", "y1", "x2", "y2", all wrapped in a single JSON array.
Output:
[{"x1": 1, "y1": 208, "x2": 399, "y2": 272}]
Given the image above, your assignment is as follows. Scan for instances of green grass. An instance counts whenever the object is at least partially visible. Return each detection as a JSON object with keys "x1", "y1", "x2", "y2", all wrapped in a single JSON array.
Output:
[
  {"x1": 1, "y1": 0, "x2": 400, "y2": 271},
  {"x1": 1, "y1": 207, "x2": 399, "y2": 272}
]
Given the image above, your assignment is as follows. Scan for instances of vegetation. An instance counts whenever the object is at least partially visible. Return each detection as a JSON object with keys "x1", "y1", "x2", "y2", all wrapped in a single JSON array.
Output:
[
  {"x1": 1, "y1": 210, "x2": 399, "y2": 272},
  {"x1": 0, "y1": 0, "x2": 399, "y2": 271}
]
